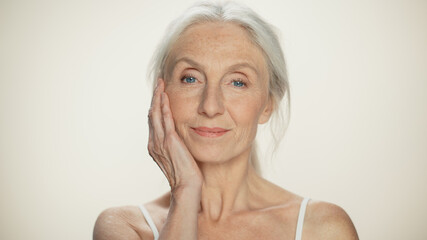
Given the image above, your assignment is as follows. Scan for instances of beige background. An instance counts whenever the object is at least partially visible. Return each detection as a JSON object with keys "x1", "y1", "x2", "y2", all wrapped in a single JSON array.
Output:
[{"x1": 1, "y1": 0, "x2": 426, "y2": 239}]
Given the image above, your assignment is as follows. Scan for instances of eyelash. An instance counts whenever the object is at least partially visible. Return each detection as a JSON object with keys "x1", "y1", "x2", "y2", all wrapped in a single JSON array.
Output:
[
  {"x1": 180, "y1": 74, "x2": 197, "y2": 84},
  {"x1": 180, "y1": 75, "x2": 247, "y2": 88},
  {"x1": 231, "y1": 79, "x2": 247, "y2": 88}
]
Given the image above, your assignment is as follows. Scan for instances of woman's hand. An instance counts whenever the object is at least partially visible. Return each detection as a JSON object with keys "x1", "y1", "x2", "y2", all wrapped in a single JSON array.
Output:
[{"x1": 148, "y1": 78, "x2": 203, "y2": 193}]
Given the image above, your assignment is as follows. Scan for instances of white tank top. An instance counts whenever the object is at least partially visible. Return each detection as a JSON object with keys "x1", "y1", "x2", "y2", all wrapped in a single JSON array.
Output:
[{"x1": 139, "y1": 197, "x2": 310, "y2": 240}]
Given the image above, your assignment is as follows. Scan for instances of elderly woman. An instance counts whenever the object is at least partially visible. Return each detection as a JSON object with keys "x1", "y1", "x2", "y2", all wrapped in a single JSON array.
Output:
[{"x1": 94, "y1": 1, "x2": 358, "y2": 240}]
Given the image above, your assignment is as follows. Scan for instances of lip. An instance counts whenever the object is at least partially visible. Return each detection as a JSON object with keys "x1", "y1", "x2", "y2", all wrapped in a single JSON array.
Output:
[{"x1": 191, "y1": 127, "x2": 230, "y2": 138}]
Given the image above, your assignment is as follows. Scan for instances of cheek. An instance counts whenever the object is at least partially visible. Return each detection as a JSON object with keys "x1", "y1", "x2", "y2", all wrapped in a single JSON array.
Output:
[
  {"x1": 165, "y1": 88, "x2": 198, "y2": 123},
  {"x1": 227, "y1": 94, "x2": 265, "y2": 125},
  {"x1": 226, "y1": 97, "x2": 263, "y2": 140}
]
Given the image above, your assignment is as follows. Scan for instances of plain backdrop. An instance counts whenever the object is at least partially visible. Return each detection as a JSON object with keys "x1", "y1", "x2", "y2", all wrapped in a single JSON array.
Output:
[{"x1": 1, "y1": 0, "x2": 426, "y2": 239}]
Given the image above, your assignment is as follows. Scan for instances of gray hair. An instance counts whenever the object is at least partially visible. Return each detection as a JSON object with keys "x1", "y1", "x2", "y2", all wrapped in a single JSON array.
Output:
[{"x1": 148, "y1": 0, "x2": 289, "y2": 175}]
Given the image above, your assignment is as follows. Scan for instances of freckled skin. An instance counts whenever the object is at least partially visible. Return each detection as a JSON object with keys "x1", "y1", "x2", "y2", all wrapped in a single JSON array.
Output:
[
  {"x1": 164, "y1": 22, "x2": 272, "y2": 164},
  {"x1": 94, "y1": 21, "x2": 359, "y2": 240}
]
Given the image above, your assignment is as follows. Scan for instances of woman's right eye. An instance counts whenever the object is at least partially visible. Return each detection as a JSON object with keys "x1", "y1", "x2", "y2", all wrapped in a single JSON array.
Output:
[{"x1": 181, "y1": 76, "x2": 197, "y2": 84}]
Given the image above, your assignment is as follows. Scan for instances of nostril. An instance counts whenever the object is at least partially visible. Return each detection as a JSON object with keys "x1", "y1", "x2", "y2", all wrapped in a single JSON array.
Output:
[{"x1": 198, "y1": 87, "x2": 224, "y2": 117}]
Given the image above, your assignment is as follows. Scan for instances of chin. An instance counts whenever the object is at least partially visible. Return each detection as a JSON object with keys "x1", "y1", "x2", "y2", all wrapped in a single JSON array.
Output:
[
  {"x1": 189, "y1": 145, "x2": 233, "y2": 163},
  {"x1": 188, "y1": 143, "x2": 251, "y2": 165}
]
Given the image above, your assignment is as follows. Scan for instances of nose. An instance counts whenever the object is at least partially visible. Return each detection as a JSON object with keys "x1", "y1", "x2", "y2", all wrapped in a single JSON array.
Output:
[{"x1": 198, "y1": 83, "x2": 225, "y2": 118}]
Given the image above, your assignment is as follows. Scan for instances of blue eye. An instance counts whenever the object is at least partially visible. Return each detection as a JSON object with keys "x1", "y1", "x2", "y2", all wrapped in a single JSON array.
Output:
[
  {"x1": 181, "y1": 76, "x2": 197, "y2": 84},
  {"x1": 232, "y1": 80, "x2": 246, "y2": 87}
]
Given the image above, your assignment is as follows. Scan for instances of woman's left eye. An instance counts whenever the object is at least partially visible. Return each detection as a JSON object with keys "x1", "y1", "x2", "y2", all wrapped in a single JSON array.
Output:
[{"x1": 232, "y1": 80, "x2": 246, "y2": 88}]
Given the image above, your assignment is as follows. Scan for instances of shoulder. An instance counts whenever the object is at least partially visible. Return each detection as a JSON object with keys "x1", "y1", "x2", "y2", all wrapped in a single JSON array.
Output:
[
  {"x1": 304, "y1": 200, "x2": 359, "y2": 240},
  {"x1": 93, "y1": 194, "x2": 170, "y2": 240},
  {"x1": 93, "y1": 206, "x2": 145, "y2": 240}
]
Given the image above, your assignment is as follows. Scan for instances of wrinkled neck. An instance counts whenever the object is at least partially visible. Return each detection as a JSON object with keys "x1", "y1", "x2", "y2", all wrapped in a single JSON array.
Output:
[{"x1": 196, "y1": 149, "x2": 260, "y2": 222}]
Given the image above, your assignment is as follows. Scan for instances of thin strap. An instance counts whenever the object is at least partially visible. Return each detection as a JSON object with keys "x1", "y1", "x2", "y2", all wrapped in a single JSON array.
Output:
[
  {"x1": 295, "y1": 197, "x2": 310, "y2": 240},
  {"x1": 139, "y1": 205, "x2": 159, "y2": 240}
]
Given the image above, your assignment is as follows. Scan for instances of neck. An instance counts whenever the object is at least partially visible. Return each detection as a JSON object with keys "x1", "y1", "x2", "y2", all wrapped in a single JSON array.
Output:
[{"x1": 196, "y1": 149, "x2": 261, "y2": 222}]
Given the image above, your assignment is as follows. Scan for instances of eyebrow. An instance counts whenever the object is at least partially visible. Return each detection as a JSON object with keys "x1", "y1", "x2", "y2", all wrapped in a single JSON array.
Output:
[{"x1": 172, "y1": 57, "x2": 261, "y2": 77}]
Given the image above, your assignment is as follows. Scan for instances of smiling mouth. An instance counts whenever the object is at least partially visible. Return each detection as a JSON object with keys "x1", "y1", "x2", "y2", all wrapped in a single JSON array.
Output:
[{"x1": 191, "y1": 127, "x2": 230, "y2": 138}]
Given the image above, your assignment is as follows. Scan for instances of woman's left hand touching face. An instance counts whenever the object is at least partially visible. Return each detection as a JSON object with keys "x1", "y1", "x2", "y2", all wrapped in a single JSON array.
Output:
[{"x1": 147, "y1": 78, "x2": 203, "y2": 193}]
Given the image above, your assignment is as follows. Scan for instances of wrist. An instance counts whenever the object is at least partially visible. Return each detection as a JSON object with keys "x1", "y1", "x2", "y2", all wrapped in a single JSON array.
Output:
[
  {"x1": 172, "y1": 183, "x2": 201, "y2": 196},
  {"x1": 171, "y1": 184, "x2": 201, "y2": 204}
]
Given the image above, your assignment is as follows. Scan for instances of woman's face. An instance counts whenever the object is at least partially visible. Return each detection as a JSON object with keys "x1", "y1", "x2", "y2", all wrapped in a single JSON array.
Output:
[{"x1": 164, "y1": 22, "x2": 273, "y2": 163}]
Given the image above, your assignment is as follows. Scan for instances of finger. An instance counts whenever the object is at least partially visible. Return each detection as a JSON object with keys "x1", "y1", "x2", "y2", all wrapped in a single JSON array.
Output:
[
  {"x1": 150, "y1": 78, "x2": 161, "y2": 108},
  {"x1": 161, "y1": 92, "x2": 176, "y2": 134},
  {"x1": 148, "y1": 111, "x2": 154, "y2": 147},
  {"x1": 148, "y1": 78, "x2": 161, "y2": 142},
  {"x1": 151, "y1": 79, "x2": 165, "y2": 142}
]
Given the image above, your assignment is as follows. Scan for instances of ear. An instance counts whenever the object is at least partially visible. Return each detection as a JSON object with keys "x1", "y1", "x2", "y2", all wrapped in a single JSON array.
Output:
[{"x1": 258, "y1": 96, "x2": 274, "y2": 124}]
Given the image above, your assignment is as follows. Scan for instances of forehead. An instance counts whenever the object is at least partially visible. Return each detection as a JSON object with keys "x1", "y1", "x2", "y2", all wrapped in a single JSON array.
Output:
[{"x1": 168, "y1": 22, "x2": 268, "y2": 75}]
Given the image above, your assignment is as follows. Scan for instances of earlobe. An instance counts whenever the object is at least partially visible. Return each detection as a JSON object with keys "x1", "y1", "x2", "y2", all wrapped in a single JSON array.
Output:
[{"x1": 258, "y1": 98, "x2": 274, "y2": 124}]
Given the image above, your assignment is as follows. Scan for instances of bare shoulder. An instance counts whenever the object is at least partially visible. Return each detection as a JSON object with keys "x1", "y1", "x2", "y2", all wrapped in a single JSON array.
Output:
[
  {"x1": 93, "y1": 206, "x2": 146, "y2": 240},
  {"x1": 304, "y1": 200, "x2": 359, "y2": 240},
  {"x1": 93, "y1": 194, "x2": 170, "y2": 240}
]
